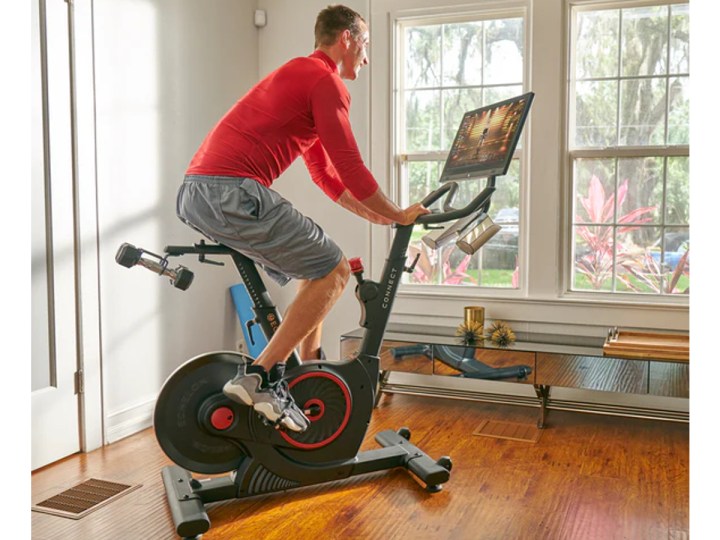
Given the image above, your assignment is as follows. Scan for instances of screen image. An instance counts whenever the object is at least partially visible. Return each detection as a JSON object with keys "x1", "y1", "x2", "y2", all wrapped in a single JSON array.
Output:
[{"x1": 441, "y1": 92, "x2": 534, "y2": 181}]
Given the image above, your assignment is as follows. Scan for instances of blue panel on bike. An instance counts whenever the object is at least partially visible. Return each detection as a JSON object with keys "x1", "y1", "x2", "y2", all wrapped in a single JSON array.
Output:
[{"x1": 230, "y1": 283, "x2": 267, "y2": 358}]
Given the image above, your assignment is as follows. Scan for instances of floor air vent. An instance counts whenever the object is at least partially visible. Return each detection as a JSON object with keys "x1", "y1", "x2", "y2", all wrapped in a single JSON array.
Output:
[
  {"x1": 473, "y1": 419, "x2": 542, "y2": 443},
  {"x1": 32, "y1": 478, "x2": 141, "y2": 519}
]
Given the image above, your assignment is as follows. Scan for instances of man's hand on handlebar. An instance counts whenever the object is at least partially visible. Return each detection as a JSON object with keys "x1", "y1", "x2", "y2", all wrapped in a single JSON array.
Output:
[
  {"x1": 355, "y1": 189, "x2": 430, "y2": 226},
  {"x1": 397, "y1": 203, "x2": 431, "y2": 226}
]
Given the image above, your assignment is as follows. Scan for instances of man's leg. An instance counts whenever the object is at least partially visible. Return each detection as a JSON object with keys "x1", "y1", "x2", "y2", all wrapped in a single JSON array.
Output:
[
  {"x1": 254, "y1": 258, "x2": 349, "y2": 370},
  {"x1": 222, "y1": 258, "x2": 349, "y2": 432},
  {"x1": 298, "y1": 318, "x2": 323, "y2": 360}
]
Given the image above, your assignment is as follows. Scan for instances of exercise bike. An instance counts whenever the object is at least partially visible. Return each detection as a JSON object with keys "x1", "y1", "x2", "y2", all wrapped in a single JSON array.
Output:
[
  {"x1": 117, "y1": 91, "x2": 535, "y2": 539},
  {"x1": 114, "y1": 180, "x2": 505, "y2": 539}
]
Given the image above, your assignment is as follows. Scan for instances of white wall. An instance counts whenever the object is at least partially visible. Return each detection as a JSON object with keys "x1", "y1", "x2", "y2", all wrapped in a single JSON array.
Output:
[
  {"x1": 94, "y1": 0, "x2": 259, "y2": 441},
  {"x1": 93, "y1": 0, "x2": 372, "y2": 443}
]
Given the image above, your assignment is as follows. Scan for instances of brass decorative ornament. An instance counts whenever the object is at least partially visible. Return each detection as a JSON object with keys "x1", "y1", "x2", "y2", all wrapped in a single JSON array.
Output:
[
  {"x1": 455, "y1": 320, "x2": 485, "y2": 345},
  {"x1": 486, "y1": 320, "x2": 516, "y2": 347}
]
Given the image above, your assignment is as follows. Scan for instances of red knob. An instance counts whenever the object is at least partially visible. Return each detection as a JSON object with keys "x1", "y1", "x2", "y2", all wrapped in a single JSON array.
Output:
[
  {"x1": 210, "y1": 407, "x2": 234, "y2": 430},
  {"x1": 349, "y1": 257, "x2": 364, "y2": 274}
]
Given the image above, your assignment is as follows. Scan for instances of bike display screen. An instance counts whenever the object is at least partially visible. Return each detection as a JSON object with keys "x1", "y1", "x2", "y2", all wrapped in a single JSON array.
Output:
[{"x1": 440, "y1": 92, "x2": 534, "y2": 182}]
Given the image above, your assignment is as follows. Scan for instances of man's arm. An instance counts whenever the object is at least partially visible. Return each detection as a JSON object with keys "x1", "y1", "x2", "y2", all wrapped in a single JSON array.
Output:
[
  {"x1": 335, "y1": 190, "x2": 394, "y2": 225},
  {"x1": 356, "y1": 189, "x2": 429, "y2": 226},
  {"x1": 303, "y1": 141, "x2": 427, "y2": 225},
  {"x1": 309, "y1": 78, "x2": 430, "y2": 225}
]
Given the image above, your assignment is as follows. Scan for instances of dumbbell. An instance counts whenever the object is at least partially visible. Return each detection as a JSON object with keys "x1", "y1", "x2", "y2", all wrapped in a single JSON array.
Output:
[{"x1": 115, "y1": 243, "x2": 194, "y2": 291}]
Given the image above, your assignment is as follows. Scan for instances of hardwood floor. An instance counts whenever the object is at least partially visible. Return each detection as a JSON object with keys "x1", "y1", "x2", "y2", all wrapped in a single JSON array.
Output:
[{"x1": 31, "y1": 394, "x2": 688, "y2": 540}]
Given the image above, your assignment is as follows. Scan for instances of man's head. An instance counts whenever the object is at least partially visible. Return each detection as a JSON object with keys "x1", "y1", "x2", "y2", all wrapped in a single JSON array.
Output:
[{"x1": 314, "y1": 5, "x2": 369, "y2": 80}]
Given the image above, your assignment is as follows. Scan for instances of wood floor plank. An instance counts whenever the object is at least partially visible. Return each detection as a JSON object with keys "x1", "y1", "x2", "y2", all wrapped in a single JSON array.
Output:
[{"x1": 32, "y1": 394, "x2": 688, "y2": 539}]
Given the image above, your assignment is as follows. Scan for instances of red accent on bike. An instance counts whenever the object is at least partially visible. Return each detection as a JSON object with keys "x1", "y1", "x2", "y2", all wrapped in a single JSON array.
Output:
[
  {"x1": 349, "y1": 257, "x2": 364, "y2": 274},
  {"x1": 303, "y1": 398, "x2": 325, "y2": 421},
  {"x1": 279, "y1": 371, "x2": 352, "y2": 450},
  {"x1": 210, "y1": 407, "x2": 234, "y2": 430}
]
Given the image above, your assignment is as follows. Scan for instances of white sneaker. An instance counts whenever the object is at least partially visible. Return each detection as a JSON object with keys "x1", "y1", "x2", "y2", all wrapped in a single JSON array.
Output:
[{"x1": 223, "y1": 364, "x2": 309, "y2": 433}]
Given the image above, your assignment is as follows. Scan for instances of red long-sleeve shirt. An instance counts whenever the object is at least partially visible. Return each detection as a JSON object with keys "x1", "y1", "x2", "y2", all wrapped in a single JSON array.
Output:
[{"x1": 186, "y1": 50, "x2": 379, "y2": 201}]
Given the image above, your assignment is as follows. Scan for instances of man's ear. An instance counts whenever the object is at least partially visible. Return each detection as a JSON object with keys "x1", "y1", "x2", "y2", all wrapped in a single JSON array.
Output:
[{"x1": 341, "y1": 28, "x2": 352, "y2": 48}]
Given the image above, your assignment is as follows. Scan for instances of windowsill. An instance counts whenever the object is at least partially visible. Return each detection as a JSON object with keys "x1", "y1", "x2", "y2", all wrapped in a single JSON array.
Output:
[{"x1": 396, "y1": 285, "x2": 689, "y2": 312}]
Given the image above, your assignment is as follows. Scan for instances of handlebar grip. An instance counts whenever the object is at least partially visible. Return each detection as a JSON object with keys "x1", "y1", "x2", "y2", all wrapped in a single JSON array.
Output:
[
  {"x1": 415, "y1": 185, "x2": 496, "y2": 226},
  {"x1": 419, "y1": 183, "x2": 453, "y2": 208}
]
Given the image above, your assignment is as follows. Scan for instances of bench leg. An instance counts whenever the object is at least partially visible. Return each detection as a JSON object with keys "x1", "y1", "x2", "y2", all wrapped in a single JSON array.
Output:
[{"x1": 534, "y1": 384, "x2": 550, "y2": 429}]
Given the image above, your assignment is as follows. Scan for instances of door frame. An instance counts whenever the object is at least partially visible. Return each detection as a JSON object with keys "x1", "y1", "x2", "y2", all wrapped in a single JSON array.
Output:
[{"x1": 31, "y1": 0, "x2": 104, "y2": 471}]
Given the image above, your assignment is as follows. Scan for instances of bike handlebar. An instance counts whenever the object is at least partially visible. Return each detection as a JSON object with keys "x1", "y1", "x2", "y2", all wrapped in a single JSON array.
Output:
[{"x1": 415, "y1": 181, "x2": 496, "y2": 226}]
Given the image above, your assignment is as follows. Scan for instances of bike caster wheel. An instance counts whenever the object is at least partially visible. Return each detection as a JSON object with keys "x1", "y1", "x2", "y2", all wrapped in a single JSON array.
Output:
[
  {"x1": 397, "y1": 427, "x2": 411, "y2": 441},
  {"x1": 436, "y1": 456, "x2": 453, "y2": 471}
]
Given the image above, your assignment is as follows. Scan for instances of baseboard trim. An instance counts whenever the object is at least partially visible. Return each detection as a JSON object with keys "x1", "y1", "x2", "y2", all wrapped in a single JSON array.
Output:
[
  {"x1": 381, "y1": 382, "x2": 689, "y2": 424},
  {"x1": 106, "y1": 398, "x2": 156, "y2": 443}
]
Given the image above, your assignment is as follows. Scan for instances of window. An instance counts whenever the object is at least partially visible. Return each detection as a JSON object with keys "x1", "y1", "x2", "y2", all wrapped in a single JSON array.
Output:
[
  {"x1": 396, "y1": 13, "x2": 526, "y2": 289},
  {"x1": 568, "y1": 2, "x2": 689, "y2": 296}
]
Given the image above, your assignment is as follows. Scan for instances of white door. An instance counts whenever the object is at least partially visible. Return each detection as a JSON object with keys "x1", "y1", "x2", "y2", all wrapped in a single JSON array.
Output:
[{"x1": 31, "y1": 0, "x2": 81, "y2": 470}]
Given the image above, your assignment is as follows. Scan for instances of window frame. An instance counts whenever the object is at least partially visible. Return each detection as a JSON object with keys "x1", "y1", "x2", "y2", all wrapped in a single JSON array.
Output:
[
  {"x1": 562, "y1": 0, "x2": 690, "y2": 303},
  {"x1": 392, "y1": 5, "x2": 532, "y2": 298}
]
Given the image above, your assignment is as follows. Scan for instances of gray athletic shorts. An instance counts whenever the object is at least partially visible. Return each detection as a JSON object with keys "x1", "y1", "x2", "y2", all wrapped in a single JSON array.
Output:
[{"x1": 176, "y1": 175, "x2": 343, "y2": 286}]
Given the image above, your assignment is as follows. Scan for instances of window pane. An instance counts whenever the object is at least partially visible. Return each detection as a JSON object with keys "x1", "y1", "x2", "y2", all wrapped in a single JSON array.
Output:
[
  {"x1": 443, "y1": 245, "x2": 480, "y2": 286},
  {"x1": 407, "y1": 239, "x2": 440, "y2": 285},
  {"x1": 407, "y1": 161, "x2": 442, "y2": 205},
  {"x1": 443, "y1": 87, "x2": 483, "y2": 150},
  {"x1": 442, "y1": 22, "x2": 483, "y2": 86},
  {"x1": 617, "y1": 157, "x2": 663, "y2": 224},
  {"x1": 483, "y1": 18, "x2": 524, "y2": 85},
  {"x1": 405, "y1": 241, "x2": 481, "y2": 286},
  {"x1": 665, "y1": 156, "x2": 689, "y2": 224},
  {"x1": 575, "y1": 80, "x2": 618, "y2": 147},
  {"x1": 404, "y1": 90, "x2": 441, "y2": 152},
  {"x1": 621, "y1": 6, "x2": 669, "y2": 77},
  {"x1": 619, "y1": 77, "x2": 666, "y2": 146},
  {"x1": 405, "y1": 25, "x2": 441, "y2": 88},
  {"x1": 667, "y1": 76, "x2": 689, "y2": 145},
  {"x1": 670, "y1": 4, "x2": 689, "y2": 74},
  {"x1": 574, "y1": 158, "x2": 616, "y2": 224},
  {"x1": 575, "y1": 9, "x2": 619, "y2": 79},
  {"x1": 483, "y1": 159, "x2": 520, "y2": 289},
  {"x1": 573, "y1": 225, "x2": 614, "y2": 291},
  {"x1": 616, "y1": 227, "x2": 663, "y2": 293},
  {"x1": 453, "y1": 177, "x2": 484, "y2": 208},
  {"x1": 481, "y1": 227, "x2": 517, "y2": 288},
  {"x1": 662, "y1": 226, "x2": 689, "y2": 294},
  {"x1": 484, "y1": 85, "x2": 523, "y2": 106},
  {"x1": 491, "y1": 158, "x2": 520, "y2": 214}
]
